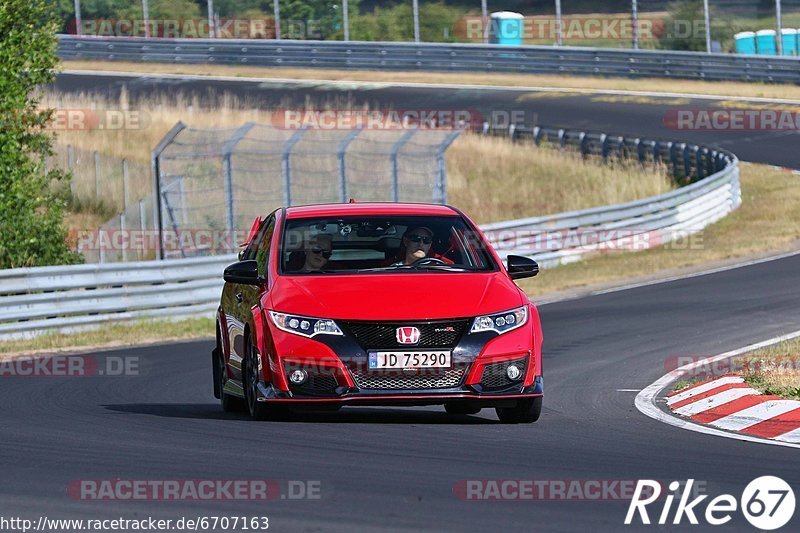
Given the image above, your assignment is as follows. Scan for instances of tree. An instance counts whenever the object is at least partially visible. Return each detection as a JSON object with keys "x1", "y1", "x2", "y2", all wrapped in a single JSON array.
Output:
[{"x1": 0, "y1": 0, "x2": 82, "y2": 267}]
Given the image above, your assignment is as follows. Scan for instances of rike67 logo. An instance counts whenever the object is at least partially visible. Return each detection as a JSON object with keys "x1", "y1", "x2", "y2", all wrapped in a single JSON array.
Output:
[{"x1": 625, "y1": 477, "x2": 795, "y2": 530}]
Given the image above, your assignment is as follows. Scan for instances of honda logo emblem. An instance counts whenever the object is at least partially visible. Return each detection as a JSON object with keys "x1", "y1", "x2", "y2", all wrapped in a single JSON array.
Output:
[{"x1": 396, "y1": 326, "x2": 420, "y2": 345}]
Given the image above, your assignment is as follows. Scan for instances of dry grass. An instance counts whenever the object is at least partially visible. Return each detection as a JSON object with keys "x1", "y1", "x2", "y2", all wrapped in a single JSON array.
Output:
[
  {"x1": 517, "y1": 163, "x2": 800, "y2": 297},
  {"x1": 0, "y1": 318, "x2": 214, "y2": 357},
  {"x1": 741, "y1": 337, "x2": 800, "y2": 400},
  {"x1": 447, "y1": 133, "x2": 673, "y2": 224},
  {"x1": 46, "y1": 91, "x2": 673, "y2": 230},
  {"x1": 63, "y1": 60, "x2": 800, "y2": 102}
]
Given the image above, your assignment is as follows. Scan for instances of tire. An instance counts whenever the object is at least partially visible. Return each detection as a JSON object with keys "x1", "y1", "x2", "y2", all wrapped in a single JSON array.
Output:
[
  {"x1": 444, "y1": 402, "x2": 481, "y2": 415},
  {"x1": 216, "y1": 341, "x2": 246, "y2": 413},
  {"x1": 243, "y1": 341, "x2": 287, "y2": 421},
  {"x1": 495, "y1": 396, "x2": 542, "y2": 424}
]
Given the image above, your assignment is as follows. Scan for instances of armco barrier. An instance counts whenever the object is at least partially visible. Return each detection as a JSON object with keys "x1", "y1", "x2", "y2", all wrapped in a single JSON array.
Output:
[
  {"x1": 0, "y1": 255, "x2": 234, "y2": 340},
  {"x1": 58, "y1": 35, "x2": 800, "y2": 83},
  {"x1": 0, "y1": 126, "x2": 739, "y2": 340}
]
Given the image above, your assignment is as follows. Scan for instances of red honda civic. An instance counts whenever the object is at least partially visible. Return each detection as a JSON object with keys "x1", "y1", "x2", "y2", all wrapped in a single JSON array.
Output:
[{"x1": 212, "y1": 202, "x2": 543, "y2": 423}]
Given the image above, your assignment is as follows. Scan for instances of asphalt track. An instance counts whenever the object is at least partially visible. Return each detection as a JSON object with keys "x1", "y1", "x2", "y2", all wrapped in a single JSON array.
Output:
[
  {"x1": 2, "y1": 73, "x2": 797, "y2": 531},
  {"x1": 54, "y1": 72, "x2": 800, "y2": 168}
]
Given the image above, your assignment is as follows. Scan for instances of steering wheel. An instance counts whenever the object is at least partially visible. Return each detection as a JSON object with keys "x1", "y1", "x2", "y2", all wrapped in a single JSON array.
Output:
[{"x1": 412, "y1": 257, "x2": 448, "y2": 266}]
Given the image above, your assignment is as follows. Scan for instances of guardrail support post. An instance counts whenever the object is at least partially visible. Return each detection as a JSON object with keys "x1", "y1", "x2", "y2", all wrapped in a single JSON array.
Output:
[
  {"x1": 533, "y1": 127, "x2": 542, "y2": 146},
  {"x1": 600, "y1": 134, "x2": 609, "y2": 161},
  {"x1": 579, "y1": 132, "x2": 588, "y2": 157},
  {"x1": 558, "y1": 129, "x2": 566, "y2": 149}
]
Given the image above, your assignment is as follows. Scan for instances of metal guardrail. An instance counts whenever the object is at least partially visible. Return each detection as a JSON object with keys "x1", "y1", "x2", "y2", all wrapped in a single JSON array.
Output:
[
  {"x1": 58, "y1": 35, "x2": 800, "y2": 83},
  {"x1": 479, "y1": 124, "x2": 740, "y2": 268},
  {"x1": 1, "y1": 121, "x2": 740, "y2": 340},
  {"x1": 0, "y1": 255, "x2": 235, "y2": 340}
]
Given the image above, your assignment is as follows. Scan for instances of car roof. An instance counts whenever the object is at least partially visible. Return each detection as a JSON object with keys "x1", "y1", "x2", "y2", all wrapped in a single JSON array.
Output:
[{"x1": 284, "y1": 202, "x2": 460, "y2": 219}]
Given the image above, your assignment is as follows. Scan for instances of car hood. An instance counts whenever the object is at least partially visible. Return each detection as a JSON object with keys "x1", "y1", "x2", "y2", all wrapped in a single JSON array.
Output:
[{"x1": 268, "y1": 272, "x2": 525, "y2": 320}]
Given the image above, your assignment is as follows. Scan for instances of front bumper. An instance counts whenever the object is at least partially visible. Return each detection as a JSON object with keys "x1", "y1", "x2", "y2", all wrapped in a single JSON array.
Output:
[
  {"x1": 255, "y1": 376, "x2": 543, "y2": 407},
  {"x1": 256, "y1": 313, "x2": 542, "y2": 406}
]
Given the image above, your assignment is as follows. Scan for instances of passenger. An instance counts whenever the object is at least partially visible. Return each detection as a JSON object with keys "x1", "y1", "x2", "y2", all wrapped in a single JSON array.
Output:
[{"x1": 298, "y1": 233, "x2": 334, "y2": 272}]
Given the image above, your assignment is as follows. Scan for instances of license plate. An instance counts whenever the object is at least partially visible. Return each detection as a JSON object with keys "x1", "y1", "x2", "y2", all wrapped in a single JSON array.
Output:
[{"x1": 368, "y1": 351, "x2": 452, "y2": 369}]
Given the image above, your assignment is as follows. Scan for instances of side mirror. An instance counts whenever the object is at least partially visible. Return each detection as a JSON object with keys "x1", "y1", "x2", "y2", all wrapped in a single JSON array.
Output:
[
  {"x1": 506, "y1": 255, "x2": 539, "y2": 280},
  {"x1": 223, "y1": 260, "x2": 261, "y2": 285}
]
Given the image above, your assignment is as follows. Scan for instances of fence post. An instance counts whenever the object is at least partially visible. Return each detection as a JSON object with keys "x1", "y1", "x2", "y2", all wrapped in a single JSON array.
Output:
[
  {"x1": 434, "y1": 129, "x2": 463, "y2": 204},
  {"x1": 337, "y1": 127, "x2": 362, "y2": 202},
  {"x1": 139, "y1": 199, "x2": 147, "y2": 261},
  {"x1": 151, "y1": 121, "x2": 186, "y2": 260},
  {"x1": 282, "y1": 127, "x2": 308, "y2": 206},
  {"x1": 120, "y1": 213, "x2": 127, "y2": 262},
  {"x1": 122, "y1": 159, "x2": 129, "y2": 212},
  {"x1": 221, "y1": 122, "x2": 256, "y2": 235},
  {"x1": 390, "y1": 130, "x2": 416, "y2": 202},
  {"x1": 94, "y1": 151, "x2": 101, "y2": 201}
]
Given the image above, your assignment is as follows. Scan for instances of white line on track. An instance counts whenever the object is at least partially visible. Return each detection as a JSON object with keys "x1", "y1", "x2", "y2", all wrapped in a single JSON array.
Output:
[
  {"x1": 62, "y1": 69, "x2": 800, "y2": 106},
  {"x1": 635, "y1": 329, "x2": 800, "y2": 449}
]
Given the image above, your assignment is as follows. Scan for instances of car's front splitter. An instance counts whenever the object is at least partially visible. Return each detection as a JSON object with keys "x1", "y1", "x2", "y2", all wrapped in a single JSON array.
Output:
[{"x1": 254, "y1": 377, "x2": 543, "y2": 407}]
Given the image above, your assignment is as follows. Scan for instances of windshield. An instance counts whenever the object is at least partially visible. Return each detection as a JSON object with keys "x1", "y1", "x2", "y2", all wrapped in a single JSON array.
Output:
[{"x1": 280, "y1": 215, "x2": 497, "y2": 274}]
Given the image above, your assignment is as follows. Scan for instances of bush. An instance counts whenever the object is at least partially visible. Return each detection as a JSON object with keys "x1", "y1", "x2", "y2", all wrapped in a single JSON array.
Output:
[{"x1": 0, "y1": 0, "x2": 82, "y2": 268}]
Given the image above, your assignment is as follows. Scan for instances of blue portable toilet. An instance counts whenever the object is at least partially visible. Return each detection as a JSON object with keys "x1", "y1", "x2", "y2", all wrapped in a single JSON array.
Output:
[
  {"x1": 734, "y1": 31, "x2": 756, "y2": 54},
  {"x1": 489, "y1": 11, "x2": 524, "y2": 46},
  {"x1": 756, "y1": 29, "x2": 777, "y2": 55},
  {"x1": 781, "y1": 28, "x2": 797, "y2": 56}
]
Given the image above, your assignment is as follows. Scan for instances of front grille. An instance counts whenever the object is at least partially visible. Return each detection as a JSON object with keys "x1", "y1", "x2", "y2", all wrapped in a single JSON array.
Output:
[
  {"x1": 342, "y1": 320, "x2": 469, "y2": 349},
  {"x1": 351, "y1": 368, "x2": 466, "y2": 390},
  {"x1": 480, "y1": 357, "x2": 528, "y2": 390}
]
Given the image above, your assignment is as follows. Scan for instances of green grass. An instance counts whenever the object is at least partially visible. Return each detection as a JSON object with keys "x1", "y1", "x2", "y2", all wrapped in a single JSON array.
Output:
[
  {"x1": 0, "y1": 317, "x2": 214, "y2": 357},
  {"x1": 740, "y1": 337, "x2": 800, "y2": 400}
]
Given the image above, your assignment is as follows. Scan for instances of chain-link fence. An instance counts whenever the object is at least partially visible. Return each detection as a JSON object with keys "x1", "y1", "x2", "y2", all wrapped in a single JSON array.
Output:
[{"x1": 152, "y1": 122, "x2": 462, "y2": 259}]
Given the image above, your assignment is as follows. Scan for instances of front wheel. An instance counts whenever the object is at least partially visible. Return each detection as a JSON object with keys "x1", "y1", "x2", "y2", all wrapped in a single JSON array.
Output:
[
  {"x1": 243, "y1": 341, "x2": 287, "y2": 421},
  {"x1": 495, "y1": 396, "x2": 542, "y2": 424}
]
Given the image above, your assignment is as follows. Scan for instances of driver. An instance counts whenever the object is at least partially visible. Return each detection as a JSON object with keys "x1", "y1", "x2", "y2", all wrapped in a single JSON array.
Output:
[{"x1": 392, "y1": 226, "x2": 434, "y2": 266}]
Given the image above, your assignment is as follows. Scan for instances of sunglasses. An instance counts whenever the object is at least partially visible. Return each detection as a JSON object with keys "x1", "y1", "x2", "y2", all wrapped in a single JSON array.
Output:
[
  {"x1": 407, "y1": 234, "x2": 433, "y2": 245},
  {"x1": 309, "y1": 247, "x2": 332, "y2": 258}
]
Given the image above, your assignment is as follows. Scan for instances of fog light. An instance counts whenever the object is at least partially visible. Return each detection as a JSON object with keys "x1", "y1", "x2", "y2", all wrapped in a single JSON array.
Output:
[
  {"x1": 506, "y1": 365, "x2": 521, "y2": 381},
  {"x1": 289, "y1": 369, "x2": 308, "y2": 385}
]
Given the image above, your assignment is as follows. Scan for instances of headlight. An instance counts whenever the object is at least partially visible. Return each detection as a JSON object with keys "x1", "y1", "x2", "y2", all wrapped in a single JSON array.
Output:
[
  {"x1": 268, "y1": 311, "x2": 343, "y2": 338},
  {"x1": 470, "y1": 306, "x2": 528, "y2": 335}
]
